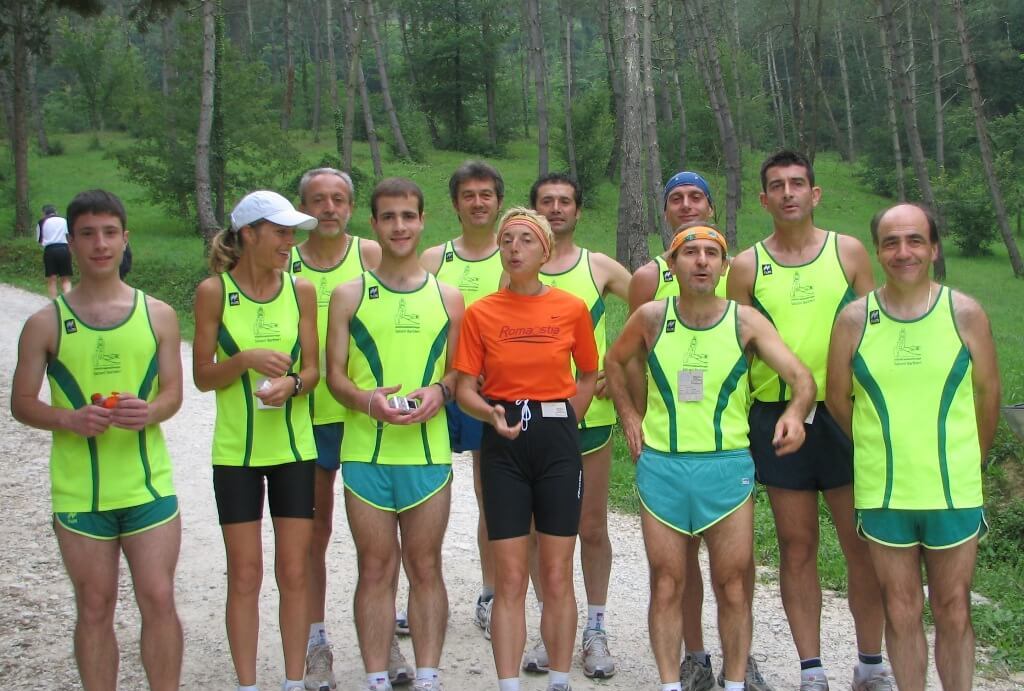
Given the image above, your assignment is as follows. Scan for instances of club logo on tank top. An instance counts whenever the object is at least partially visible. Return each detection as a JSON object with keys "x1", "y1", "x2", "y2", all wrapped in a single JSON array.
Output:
[
  {"x1": 893, "y1": 328, "x2": 922, "y2": 366},
  {"x1": 92, "y1": 337, "x2": 122, "y2": 375},
  {"x1": 789, "y1": 271, "x2": 815, "y2": 305},
  {"x1": 666, "y1": 319, "x2": 676, "y2": 333},
  {"x1": 64, "y1": 318, "x2": 78, "y2": 334},
  {"x1": 395, "y1": 298, "x2": 421, "y2": 333},
  {"x1": 458, "y1": 265, "x2": 480, "y2": 292},
  {"x1": 662, "y1": 269, "x2": 673, "y2": 282},
  {"x1": 869, "y1": 309, "x2": 881, "y2": 325},
  {"x1": 292, "y1": 260, "x2": 303, "y2": 273},
  {"x1": 317, "y1": 277, "x2": 332, "y2": 306},
  {"x1": 761, "y1": 264, "x2": 773, "y2": 276},
  {"x1": 682, "y1": 336, "x2": 709, "y2": 370},
  {"x1": 252, "y1": 307, "x2": 281, "y2": 342},
  {"x1": 228, "y1": 292, "x2": 240, "y2": 307},
  {"x1": 444, "y1": 251, "x2": 454, "y2": 262}
]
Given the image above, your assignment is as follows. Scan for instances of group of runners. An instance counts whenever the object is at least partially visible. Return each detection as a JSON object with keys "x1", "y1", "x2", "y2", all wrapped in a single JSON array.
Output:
[{"x1": 10, "y1": 149, "x2": 998, "y2": 691}]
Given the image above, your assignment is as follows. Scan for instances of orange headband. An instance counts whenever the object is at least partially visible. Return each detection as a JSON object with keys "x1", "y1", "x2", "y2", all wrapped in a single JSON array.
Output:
[
  {"x1": 499, "y1": 215, "x2": 551, "y2": 256},
  {"x1": 668, "y1": 225, "x2": 728, "y2": 257}
]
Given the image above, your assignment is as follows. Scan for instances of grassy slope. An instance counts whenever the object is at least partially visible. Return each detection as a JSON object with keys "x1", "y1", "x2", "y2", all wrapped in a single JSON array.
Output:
[{"x1": 2, "y1": 132, "x2": 1022, "y2": 669}]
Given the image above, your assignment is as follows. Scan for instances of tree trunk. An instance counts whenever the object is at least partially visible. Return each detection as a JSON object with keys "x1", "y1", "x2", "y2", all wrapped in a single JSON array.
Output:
[
  {"x1": 927, "y1": 0, "x2": 944, "y2": 169},
  {"x1": 780, "y1": 43, "x2": 798, "y2": 143},
  {"x1": 366, "y1": 0, "x2": 409, "y2": 159},
  {"x1": 805, "y1": 43, "x2": 843, "y2": 160},
  {"x1": 807, "y1": 0, "x2": 825, "y2": 161},
  {"x1": 482, "y1": 11, "x2": 498, "y2": 150},
  {"x1": 879, "y1": 0, "x2": 946, "y2": 279},
  {"x1": 560, "y1": 3, "x2": 577, "y2": 180},
  {"x1": 341, "y1": 0, "x2": 363, "y2": 172},
  {"x1": 729, "y1": 0, "x2": 745, "y2": 146},
  {"x1": 311, "y1": 0, "x2": 323, "y2": 142},
  {"x1": 616, "y1": 0, "x2": 648, "y2": 270},
  {"x1": 213, "y1": 9, "x2": 226, "y2": 223},
  {"x1": 397, "y1": 8, "x2": 441, "y2": 147},
  {"x1": 11, "y1": 14, "x2": 31, "y2": 235},
  {"x1": 952, "y1": 0, "x2": 1024, "y2": 276},
  {"x1": 858, "y1": 32, "x2": 878, "y2": 102},
  {"x1": 524, "y1": 0, "x2": 549, "y2": 177},
  {"x1": 904, "y1": 0, "x2": 917, "y2": 105},
  {"x1": 835, "y1": 21, "x2": 855, "y2": 162},
  {"x1": 28, "y1": 53, "x2": 49, "y2": 156},
  {"x1": 246, "y1": 0, "x2": 254, "y2": 54},
  {"x1": 681, "y1": 0, "x2": 741, "y2": 248},
  {"x1": 357, "y1": 60, "x2": 383, "y2": 177},
  {"x1": 325, "y1": 0, "x2": 344, "y2": 161},
  {"x1": 281, "y1": 0, "x2": 295, "y2": 131},
  {"x1": 601, "y1": 0, "x2": 623, "y2": 180},
  {"x1": 519, "y1": 39, "x2": 531, "y2": 138},
  {"x1": 195, "y1": 0, "x2": 219, "y2": 239},
  {"x1": 641, "y1": 0, "x2": 667, "y2": 243},
  {"x1": 791, "y1": 0, "x2": 806, "y2": 149},
  {"x1": 879, "y1": 18, "x2": 906, "y2": 201},
  {"x1": 667, "y1": 2, "x2": 688, "y2": 167},
  {"x1": 767, "y1": 32, "x2": 787, "y2": 148}
]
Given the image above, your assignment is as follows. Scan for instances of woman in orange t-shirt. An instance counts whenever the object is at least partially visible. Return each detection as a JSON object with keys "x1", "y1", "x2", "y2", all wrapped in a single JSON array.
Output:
[{"x1": 454, "y1": 207, "x2": 598, "y2": 691}]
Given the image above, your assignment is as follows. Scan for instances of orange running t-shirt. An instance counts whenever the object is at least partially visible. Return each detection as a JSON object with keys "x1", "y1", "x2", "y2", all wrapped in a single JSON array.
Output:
[{"x1": 454, "y1": 287, "x2": 598, "y2": 401}]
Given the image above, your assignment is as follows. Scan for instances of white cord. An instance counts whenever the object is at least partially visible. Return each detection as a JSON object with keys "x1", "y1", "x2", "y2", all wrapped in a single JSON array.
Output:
[{"x1": 515, "y1": 399, "x2": 531, "y2": 431}]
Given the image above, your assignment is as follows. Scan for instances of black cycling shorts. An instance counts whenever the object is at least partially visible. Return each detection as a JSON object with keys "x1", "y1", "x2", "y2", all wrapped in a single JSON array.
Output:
[
  {"x1": 749, "y1": 401, "x2": 853, "y2": 491},
  {"x1": 43, "y1": 243, "x2": 72, "y2": 277},
  {"x1": 480, "y1": 400, "x2": 584, "y2": 540},
  {"x1": 212, "y1": 460, "x2": 315, "y2": 524}
]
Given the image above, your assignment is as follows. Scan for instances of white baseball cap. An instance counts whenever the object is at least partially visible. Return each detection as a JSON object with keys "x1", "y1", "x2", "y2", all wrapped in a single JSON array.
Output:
[{"x1": 229, "y1": 190, "x2": 317, "y2": 232}]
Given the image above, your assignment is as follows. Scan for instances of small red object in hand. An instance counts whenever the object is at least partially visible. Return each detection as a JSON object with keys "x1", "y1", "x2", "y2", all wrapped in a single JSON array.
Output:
[{"x1": 102, "y1": 393, "x2": 120, "y2": 409}]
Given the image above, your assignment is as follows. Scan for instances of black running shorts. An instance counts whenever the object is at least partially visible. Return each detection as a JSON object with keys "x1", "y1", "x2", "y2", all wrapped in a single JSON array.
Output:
[
  {"x1": 43, "y1": 243, "x2": 72, "y2": 277},
  {"x1": 212, "y1": 460, "x2": 315, "y2": 524},
  {"x1": 480, "y1": 400, "x2": 584, "y2": 540},
  {"x1": 749, "y1": 401, "x2": 853, "y2": 491}
]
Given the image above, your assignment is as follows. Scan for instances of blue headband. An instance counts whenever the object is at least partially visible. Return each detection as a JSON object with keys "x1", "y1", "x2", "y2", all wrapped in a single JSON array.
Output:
[{"x1": 663, "y1": 172, "x2": 713, "y2": 210}]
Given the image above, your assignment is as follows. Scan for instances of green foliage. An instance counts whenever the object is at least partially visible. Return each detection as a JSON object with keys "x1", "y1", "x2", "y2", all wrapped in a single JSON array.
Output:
[
  {"x1": 112, "y1": 16, "x2": 300, "y2": 226},
  {"x1": 553, "y1": 85, "x2": 613, "y2": 192},
  {"x1": 936, "y1": 162, "x2": 999, "y2": 256}
]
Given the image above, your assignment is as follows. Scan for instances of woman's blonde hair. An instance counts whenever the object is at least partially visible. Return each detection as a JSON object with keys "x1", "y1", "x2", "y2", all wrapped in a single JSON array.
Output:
[
  {"x1": 497, "y1": 207, "x2": 554, "y2": 252},
  {"x1": 208, "y1": 222, "x2": 264, "y2": 274}
]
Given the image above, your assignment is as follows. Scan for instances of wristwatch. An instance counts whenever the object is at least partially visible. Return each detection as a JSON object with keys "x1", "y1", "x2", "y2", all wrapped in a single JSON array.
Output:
[
  {"x1": 434, "y1": 381, "x2": 453, "y2": 404},
  {"x1": 288, "y1": 373, "x2": 303, "y2": 396}
]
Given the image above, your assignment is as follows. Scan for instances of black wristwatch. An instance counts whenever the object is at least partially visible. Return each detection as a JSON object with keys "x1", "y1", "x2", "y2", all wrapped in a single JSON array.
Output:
[
  {"x1": 288, "y1": 373, "x2": 303, "y2": 396},
  {"x1": 434, "y1": 381, "x2": 453, "y2": 404}
]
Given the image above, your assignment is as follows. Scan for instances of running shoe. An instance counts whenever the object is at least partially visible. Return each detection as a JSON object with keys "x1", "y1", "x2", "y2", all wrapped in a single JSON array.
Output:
[
  {"x1": 389, "y1": 637, "x2": 412, "y2": 685},
  {"x1": 473, "y1": 596, "x2": 493, "y2": 640},
  {"x1": 365, "y1": 683, "x2": 392, "y2": 691},
  {"x1": 522, "y1": 637, "x2": 550, "y2": 673},
  {"x1": 395, "y1": 609, "x2": 410, "y2": 636},
  {"x1": 304, "y1": 643, "x2": 337, "y2": 690},
  {"x1": 717, "y1": 655, "x2": 774, "y2": 691},
  {"x1": 580, "y1": 628, "x2": 617, "y2": 678},
  {"x1": 546, "y1": 685, "x2": 572, "y2": 691},
  {"x1": 851, "y1": 666, "x2": 895, "y2": 691},
  {"x1": 412, "y1": 681, "x2": 444, "y2": 691},
  {"x1": 799, "y1": 673, "x2": 830, "y2": 691},
  {"x1": 680, "y1": 652, "x2": 715, "y2": 691}
]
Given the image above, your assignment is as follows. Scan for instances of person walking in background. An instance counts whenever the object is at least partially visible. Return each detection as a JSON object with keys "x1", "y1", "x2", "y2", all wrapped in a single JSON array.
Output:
[{"x1": 37, "y1": 203, "x2": 73, "y2": 298}]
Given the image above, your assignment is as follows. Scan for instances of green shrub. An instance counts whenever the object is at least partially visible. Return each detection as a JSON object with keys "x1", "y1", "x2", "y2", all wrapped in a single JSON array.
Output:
[
  {"x1": 554, "y1": 85, "x2": 613, "y2": 193},
  {"x1": 936, "y1": 163, "x2": 999, "y2": 256}
]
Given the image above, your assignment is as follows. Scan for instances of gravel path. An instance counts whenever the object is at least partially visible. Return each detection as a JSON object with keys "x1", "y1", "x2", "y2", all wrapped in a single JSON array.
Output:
[{"x1": 0, "y1": 283, "x2": 1015, "y2": 690}]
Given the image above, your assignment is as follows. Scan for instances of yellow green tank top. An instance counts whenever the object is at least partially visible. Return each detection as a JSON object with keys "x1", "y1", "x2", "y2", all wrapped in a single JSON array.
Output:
[
  {"x1": 653, "y1": 254, "x2": 729, "y2": 301},
  {"x1": 47, "y1": 291, "x2": 175, "y2": 512},
  {"x1": 540, "y1": 248, "x2": 615, "y2": 428},
  {"x1": 750, "y1": 231, "x2": 855, "y2": 401},
  {"x1": 343, "y1": 272, "x2": 452, "y2": 465},
  {"x1": 290, "y1": 238, "x2": 366, "y2": 424},
  {"x1": 435, "y1": 239, "x2": 503, "y2": 306},
  {"x1": 213, "y1": 272, "x2": 316, "y2": 467},
  {"x1": 643, "y1": 299, "x2": 750, "y2": 453},
  {"x1": 851, "y1": 287, "x2": 981, "y2": 510}
]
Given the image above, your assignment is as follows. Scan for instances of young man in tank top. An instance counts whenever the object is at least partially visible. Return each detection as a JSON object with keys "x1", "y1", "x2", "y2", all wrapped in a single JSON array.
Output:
[
  {"x1": 514, "y1": 173, "x2": 630, "y2": 679},
  {"x1": 606, "y1": 224, "x2": 815, "y2": 691},
  {"x1": 420, "y1": 161, "x2": 505, "y2": 639},
  {"x1": 826, "y1": 203, "x2": 999, "y2": 691},
  {"x1": 326, "y1": 178, "x2": 465, "y2": 691},
  {"x1": 728, "y1": 151, "x2": 891, "y2": 691},
  {"x1": 11, "y1": 189, "x2": 184, "y2": 691}
]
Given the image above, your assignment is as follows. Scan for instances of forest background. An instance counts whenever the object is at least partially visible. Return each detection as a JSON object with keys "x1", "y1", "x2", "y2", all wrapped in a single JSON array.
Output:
[{"x1": 1, "y1": 0, "x2": 1022, "y2": 678}]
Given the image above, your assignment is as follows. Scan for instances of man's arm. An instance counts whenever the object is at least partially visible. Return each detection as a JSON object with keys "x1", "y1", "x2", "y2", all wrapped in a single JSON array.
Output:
[
  {"x1": 419, "y1": 243, "x2": 445, "y2": 275},
  {"x1": 359, "y1": 237, "x2": 383, "y2": 271},
  {"x1": 726, "y1": 247, "x2": 757, "y2": 305},
  {"x1": 606, "y1": 304, "x2": 659, "y2": 460},
  {"x1": 837, "y1": 234, "x2": 876, "y2": 297},
  {"x1": 740, "y1": 305, "x2": 817, "y2": 455},
  {"x1": 592, "y1": 251, "x2": 632, "y2": 303},
  {"x1": 824, "y1": 300, "x2": 866, "y2": 440},
  {"x1": 953, "y1": 291, "x2": 1001, "y2": 459},
  {"x1": 110, "y1": 298, "x2": 183, "y2": 431},
  {"x1": 404, "y1": 283, "x2": 465, "y2": 423},
  {"x1": 11, "y1": 305, "x2": 113, "y2": 437},
  {"x1": 627, "y1": 260, "x2": 660, "y2": 313}
]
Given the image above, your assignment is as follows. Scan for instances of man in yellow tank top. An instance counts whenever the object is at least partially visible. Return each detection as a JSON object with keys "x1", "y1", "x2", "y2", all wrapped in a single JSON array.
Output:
[
  {"x1": 11, "y1": 190, "x2": 184, "y2": 690},
  {"x1": 420, "y1": 161, "x2": 505, "y2": 639},
  {"x1": 326, "y1": 178, "x2": 465, "y2": 691},
  {"x1": 728, "y1": 151, "x2": 890, "y2": 691},
  {"x1": 509, "y1": 173, "x2": 630, "y2": 679},
  {"x1": 827, "y1": 203, "x2": 1000, "y2": 691},
  {"x1": 606, "y1": 225, "x2": 815, "y2": 691}
]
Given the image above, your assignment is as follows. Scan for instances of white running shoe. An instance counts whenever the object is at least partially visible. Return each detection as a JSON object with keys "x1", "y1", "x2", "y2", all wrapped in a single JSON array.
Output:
[
  {"x1": 522, "y1": 637, "x2": 550, "y2": 673},
  {"x1": 473, "y1": 596, "x2": 493, "y2": 640},
  {"x1": 580, "y1": 628, "x2": 617, "y2": 679},
  {"x1": 303, "y1": 643, "x2": 337, "y2": 690},
  {"x1": 388, "y1": 637, "x2": 412, "y2": 685}
]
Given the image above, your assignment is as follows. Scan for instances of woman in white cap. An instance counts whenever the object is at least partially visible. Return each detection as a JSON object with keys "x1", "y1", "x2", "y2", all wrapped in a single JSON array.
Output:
[{"x1": 193, "y1": 191, "x2": 321, "y2": 691}]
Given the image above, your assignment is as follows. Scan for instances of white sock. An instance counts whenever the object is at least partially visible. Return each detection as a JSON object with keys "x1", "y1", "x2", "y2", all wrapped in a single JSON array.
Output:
[
  {"x1": 801, "y1": 664, "x2": 826, "y2": 681},
  {"x1": 857, "y1": 652, "x2": 887, "y2": 679},
  {"x1": 308, "y1": 622, "x2": 327, "y2": 649},
  {"x1": 282, "y1": 680, "x2": 303, "y2": 691},
  {"x1": 586, "y1": 604, "x2": 606, "y2": 631},
  {"x1": 547, "y1": 669, "x2": 570, "y2": 686},
  {"x1": 498, "y1": 678, "x2": 520, "y2": 691},
  {"x1": 416, "y1": 667, "x2": 439, "y2": 681},
  {"x1": 724, "y1": 681, "x2": 745, "y2": 690},
  {"x1": 238, "y1": 686, "x2": 258, "y2": 691},
  {"x1": 366, "y1": 671, "x2": 389, "y2": 688},
  {"x1": 661, "y1": 683, "x2": 683, "y2": 691}
]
